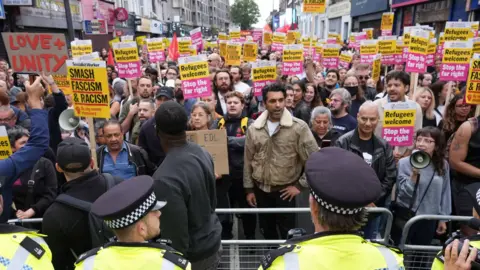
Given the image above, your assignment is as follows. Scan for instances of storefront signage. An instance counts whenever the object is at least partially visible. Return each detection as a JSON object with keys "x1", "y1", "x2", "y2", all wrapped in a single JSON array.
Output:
[
  {"x1": 83, "y1": 20, "x2": 107, "y2": 35},
  {"x1": 3, "y1": 0, "x2": 32, "y2": 5},
  {"x1": 391, "y1": 0, "x2": 428, "y2": 8},
  {"x1": 327, "y1": 1, "x2": 350, "y2": 19},
  {"x1": 351, "y1": 0, "x2": 388, "y2": 17},
  {"x1": 114, "y1": 7, "x2": 128, "y2": 22}
]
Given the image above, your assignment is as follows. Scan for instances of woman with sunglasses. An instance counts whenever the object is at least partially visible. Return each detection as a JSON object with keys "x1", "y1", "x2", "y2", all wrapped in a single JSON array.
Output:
[{"x1": 438, "y1": 93, "x2": 474, "y2": 143}]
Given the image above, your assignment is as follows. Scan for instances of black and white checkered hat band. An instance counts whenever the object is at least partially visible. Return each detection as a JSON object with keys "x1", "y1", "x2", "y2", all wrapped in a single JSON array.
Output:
[
  {"x1": 476, "y1": 189, "x2": 480, "y2": 208},
  {"x1": 310, "y1": 188, "x2": 363, "y2": 215},
  {"x1": 105, "y1": 192, "x2": 157, "y2": 229}
]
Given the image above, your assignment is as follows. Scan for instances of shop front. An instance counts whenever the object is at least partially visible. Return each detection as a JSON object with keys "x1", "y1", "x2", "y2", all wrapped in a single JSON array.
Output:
[
  {"x1": 327, "y1": 0, "x2": 351, "y2": 41},
  {"x1": 81, "y1": 0, "x2": 115, "y2": 51},
  {"x1": 351, "y1": 0, "x2": 389, "y2": 38}
]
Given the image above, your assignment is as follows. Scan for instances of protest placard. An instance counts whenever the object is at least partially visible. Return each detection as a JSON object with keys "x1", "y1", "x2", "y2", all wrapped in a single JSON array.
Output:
[
  {"x1": 272, "y1": 32, "x2": 286, "y2": 52},
  {"x1": 283, "y1": 44, "x2": 303, "y2": 75},
  {"x1": 263, "y1": 31, "x2": 273, "y2": 45},
  {"x1": 394, "y1": 39, "x2": 405, "y2": 65},
  {"x1": 226, "y1": 42, "x2": 242, "y2": 66},
  {"x1": 302, "y1": 0, "x2": 326, "y2": 13},
  {"x1": 465, "y1": 54, "x2": 480, "y2": 105},
  {"x1": 350, "y1": 32, "x2": 367, "y2": 49},
  {"x1": 405, "y1": 29, "x2": 429, "y2": 73},
  {"x1": 402, "y1": 26, "x2": 415, "y2": 62},
  {"x1": 339, "y1": 51, "x2": 352, "y2": 69},
  {"x1": 472, "y1": 37, "x2": 480, "y2": 54},
  {"x1": 136, "y1": 36, "x2": 147, "y2": 46},
  {"x1": 67, "y1": 60, "x2": 110, "y2": 118},
  {"x1": 219, "y1": 40, "x2": 227, "y2": 57},
  {"x1": 71, "y1": 40, "x2": 93, "y2": 58},
  {"x1": 444, "y1": 22, "x2": 474, "y2": 41},
  {"x1": 382, "y1": 101, "x2": 418, "y2": 147},
  {"x1": 426, "y1": 38, "x2": 437, "y2": 66},
  {"x1": 363, "y1": 28, "x2": 374, "y2": 40},
  {"x1": 112, "y1": 41, "x2": 142, "y2": 79},
  {"x1": 322, "y1": 44, "x2": 340, "y2": 69},
  {"x1": 178, "y1": 55, "x2": 212, "y2": 99},
  {"x1": 230, "y1": 27, "x2": 241, "y2": 42},
  {"x1": 243, "y1": 42, "x2": 258, "y2": 62},
  {"x1": 287, "y1": 31, "x2": 299, "y2": 44},
  {"x1": 251, "y1": 60, "x2": 277, "y2": 96},
  {"x1": 186, "y1": 129, "x2": 229, "y2": 175},
  {"x1": 190, "y1": 27, "x2": 203, "y2": 52},
  {"x1": 381, "y1": 12, "x2": 394, "y2": 36},
  {"x1": 178, "y1": 37, "x2": 193, "y2": 57},
  {"x1": 218, "y1": 33, "x2": 229, "y2": 41},
  {"x1": 52, "y1": 74, "x2": 72, "y2": 95},
  {"x1": 440, "y1": 41, "x2": 472, "y2": 81},
  {"x1": 0, "y1": 126, "x2": 12, "y2": 160},
  {"x1": 146, "y1": 38, "x2": 165, "y2": 63},
  {"x1": 360, "y1": 39, "x2": 378, "y2": 65},
  {"x1": 302, "y1": 37, "x2": 312, "y2": 57},
  {"x1": 2, "y1": 32, "x2": 69, "y2": 75},
  {"x1": 328, "y1": 33, "x2": 341, "y2": 44},
  {"x1": 313, "y1": 43, "x2": 323, "y2": 62},
  {"x1": 109, "y1": 37, "x2": 120, "y2": 49},
  {"x1": 372, "y1": 54, "x2": 382, "y2": 83},
  {"x1": 252, "y1": 29, "x2": 263, "y2": 43},
  {"x1": 378, "y1": 36, "x2": 397, "y2": 65},
  {"x1": 472, "y1": 22, "x2": 479, "y2": 37}
]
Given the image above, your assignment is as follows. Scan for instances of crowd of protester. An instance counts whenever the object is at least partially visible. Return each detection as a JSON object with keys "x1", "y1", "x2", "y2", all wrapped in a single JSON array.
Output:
[{"x1": 0, "y1": 40, "x2": 479, "y2": 269}]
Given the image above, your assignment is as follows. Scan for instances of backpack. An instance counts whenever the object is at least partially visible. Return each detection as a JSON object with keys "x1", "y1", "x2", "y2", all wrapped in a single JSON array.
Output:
[
  {"x1": 55, "y1": 173, "x2": 116, "y2": 251},
  {"x1": 218, "y1": 117, "x2": 249, "y2": 135},
  {"x1": 445, "y1": 117, "x2": 479, "y2": 160}
]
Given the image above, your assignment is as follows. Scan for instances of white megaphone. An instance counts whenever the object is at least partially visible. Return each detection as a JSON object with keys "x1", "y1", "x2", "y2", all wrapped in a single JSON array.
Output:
[
  {"x1": 59, "y1": 109, "x2": 80, "y2": 131},
  {"x1": 410, "y1": 150, "x2": 431, "y2": 170}
]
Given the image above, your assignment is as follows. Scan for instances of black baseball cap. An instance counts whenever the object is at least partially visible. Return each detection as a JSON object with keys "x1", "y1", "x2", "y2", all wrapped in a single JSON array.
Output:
[
  {"x1": 56, "y1": 137, "x2": 92, "y2": 173},
  {"x1": 156, "y1": 86, "x2": 174, "y2": 100}
]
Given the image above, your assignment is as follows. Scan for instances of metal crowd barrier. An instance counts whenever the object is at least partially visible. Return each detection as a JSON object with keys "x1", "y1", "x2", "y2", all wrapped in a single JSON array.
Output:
[
  {"x1": 399, "y1": 215, "x2": 472, "y2": 270},
  {"x1": 8, "y1": 207, "x2": 393, "y2": 270}
]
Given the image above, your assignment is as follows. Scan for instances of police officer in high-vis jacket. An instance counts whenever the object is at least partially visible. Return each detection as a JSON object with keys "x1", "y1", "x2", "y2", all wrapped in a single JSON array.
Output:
[
  {"x1": 74, "y1": 175, "x2": 191, "y2": 270},
  {"x1": 259, "y1": 148, "x2": 404, "y2": 270}
]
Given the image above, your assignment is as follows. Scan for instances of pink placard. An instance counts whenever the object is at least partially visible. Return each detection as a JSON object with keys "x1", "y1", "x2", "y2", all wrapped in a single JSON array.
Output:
[
  {"x1": 381, "y1": 30, "x2": 392, "y2": 36},
  {"x1": 116, "y1": 61, "x2": 142, "y2": 79},
  {"x1": 322, "y1": 57, "x2": 339, "y2": 69},
  {"x1": 394, "y1": 53, "x2": 404, "y2": 64},
  {"x1": 253, "y1": 80, "x2": 276, "y2": 96},
  {"x1": 271, "y1": 43, "x2": 283, "y2": 52},
  {"x1": 439, "y1": 63, "x2": 469, "y2": 81},
  {"x1": 339, "y1": 59, "x2": 350, "y2": 69},
  {"x1": 149, "y1": 51, "x2": 165, "y2": 63},
  {"x1": 252, "y1": 30, "x2": 263, "y2": 43},
  {"x1": 313, "y1": 48, "x2": 322, "y2": 62},
  {"x1": 282, "y1": 61, "x2": 303, "y2": 75},
  {"x1": 381, "y1": 55, "x2": 396, "y2": 65},
  {"x1": 402, "y1": 47, "x2": 409, "y2": 62},
  {"x1": 436, "y1": 45, "x2": 444, "y2": 59},
  {"x1": 360, "y1": 54, "x2": 375, "y2": 65},
  {"x1": 327, "y1": 38, "x2": 337, "y2": 44},
  {"x1": 405, "y1": 52, "x2": 427, "y2": 73},
  {"x1": 303, "y1": 47, "x2": 313, "y2": 58},
  {"x1": 182, "y1": 77, "x2": 212, "y2": 99},
  {"x1": 426, "y1": 54, "x2": 434, "y2": 66},
  {"x1": 382, "y1": 126, "x2": 414, "y2": 146},
  {"x1": 191, "y1": 32, "x2": 203, "y2": 51}
]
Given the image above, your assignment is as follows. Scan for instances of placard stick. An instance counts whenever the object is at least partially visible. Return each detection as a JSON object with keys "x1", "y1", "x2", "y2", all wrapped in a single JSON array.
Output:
[
  {"x1": 409, "y1": 72, "x2": 418, "y2": 98},
  {"x1": 127, "y1": 78, "x2": 133, "y2": 99},
  {"x1": 310, "y1": 15, "x2": 314, "y2": 58},
  {"x1": 443, "y1": 82, "x2": 453, "y2": 116},
  {"x1": 475, "y1": 105, "x2": 480, "y2": 117},
  {"x1": 384, "y1": 66, "x2": 388, "y2": 77},
  {"x1": 87, "y1": 117, "x2": 98, "y2": 169}
]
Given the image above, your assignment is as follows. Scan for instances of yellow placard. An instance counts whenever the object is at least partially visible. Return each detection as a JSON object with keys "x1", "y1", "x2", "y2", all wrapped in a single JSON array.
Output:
[
  {"x1": 302, "y1": 37, "x2": 312, "y2": 48},
  {"x1": 473, "y1": 39, "x2": 480, "y2": 54},
  {"x1": 445, "y1": 27, "x2": 474, "y2": 41},
  {"x1": 395, "y1": 44, "x2": 404, "y2": 55},
  {"x1": 272, "y1": 33, "x2": 286, "y2": 44},
  {"x1": 252, "y1": 66, "x2": 277, "y2": 81},
  {"x1": 339, "y1": 53, "x2": 352, "y2": 64},
  {"x1": 230, "y1": 31, "x2": 241, "y2": 40},
  {"x1": 0, "y1": 127, "x2": 12, "y2": 160},
  {"x1": 427, "y1": 41, "x2": 436, "y2": 54},
  {"x1": 71, "y1": 44, "x2": 93, "y2": 58},
  {"x1": 226, "y1": 43, "x2": 241, "y2": 66},
  {"x1": 383, "y1": 109, "x2": 416, "y2": 128},
  {"x1": 360, "y1": 43, "x2": 378, "y2": 55},
  {"x1": 323, "y1": 47, "x2": 339, "y2": 58},
  {"x1": 409, "y1": 36, "x2": 428, "y2": 55},
  {"x1": 287, "y1": 31, "x2": 297, "y2": 44},
  {"x1": 178, "y1": 39, "x2": 193, "y2": 55},
  {"x1": 302, "y1": 0, "x2": 326, "y2": 13},
  {"x1": 243, "y1": 43, "x2": 258, "y2": 62},
  {"x1": 315, "y1": 44, "x2": 323, "y2": 56},
  {"x1": 381, "y1": 13, "x2": 394, "y2": 31},
  {"x1": 147, "y1": 41, "x2": 163, "y2": 52},
  {"x1": 263, "y1": 32, "x2": 272, "y2": 45},
  {"x1": 378, "y1": 40, "x2": 396, "y2": 55},
  {"x1": 179, "y1": 61, "x2": 209, "y2": 81},
  {"x1": 113, "y1": 44, "x2": 139, "y2": 63},
  {"x1": 52, "y1": 74, "x2": 72, "y2": 95},
  {"x1": 163, "y1": 38, "x2": 171, "y2": 49},
  {"x1": 283, "y1": 49, "x2": 304, "y2": 62},
  {"x1": 328, "y1": 33, "x2": 342, "y2": 44},
  {"x1": 466, "y1": 59, "x2": 480, "y2": 104},
  {"x1": 136, "y1": 35, "x2": 147, "y2": 46},
  {"x1": 109, "y1": 37, "x2": 120, "y2": 48},
  {"x1": 67, "y1": 60, "x2": 110, "y2": 119},
  {"x1": 372, "y1": 56, "x2": 381, "y2": 83},
  {"x1": 219, "y1": 41, "x2": 227, "y2": 57},
  {"x1": 363, "y1": 28, "x2": 374, "y2": 39},
  {"x1": 442, "y1": 47, "x2": 472, "y2": 64},
  {"x1": 403, "y1": 32, "x2": 411, "y2": 47},
  {"x1": 219, "y1": 33, "x2": 229, "y2": 40}
]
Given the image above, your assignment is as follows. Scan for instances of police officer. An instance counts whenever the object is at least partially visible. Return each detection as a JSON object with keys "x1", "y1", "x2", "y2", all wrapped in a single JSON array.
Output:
[
  {"x1": 74, "y1": 175, "x2": 191, "y2": 270},
  {"x1": 259, "y1": 147, "x2": 404, "y2": 269},
  {"x1": 431, "y1": 182, "x2": 480, "y2": 270},
  {"x1": 0, "y1": 191, "x2": 54, "y2": 269}
]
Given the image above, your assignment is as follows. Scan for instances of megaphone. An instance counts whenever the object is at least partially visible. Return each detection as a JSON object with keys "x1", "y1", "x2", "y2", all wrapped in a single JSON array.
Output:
[
  {"x1": 59, "y1": 109, "x2": 80, "y2": 131},
  {"x1": 410, "y1": 150, "x2": 431, "y2": 169}
]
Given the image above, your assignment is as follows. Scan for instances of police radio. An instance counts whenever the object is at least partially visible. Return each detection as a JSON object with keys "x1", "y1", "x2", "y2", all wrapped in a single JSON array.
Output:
[{"x1": 440, "y1": 218, "x2": 480, "y2": 269}]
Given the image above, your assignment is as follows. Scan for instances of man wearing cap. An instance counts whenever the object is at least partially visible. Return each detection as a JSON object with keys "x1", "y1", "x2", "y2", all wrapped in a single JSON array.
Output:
[
  {"x1": 258, "y1": 148, "x2": 404, "y2": 269},
  {"x1": 42, "y1": 138, "x2": 123, "y2": 270},
  {"x1": 74, "y1": 176, "x2": 191, "y2": 270}
]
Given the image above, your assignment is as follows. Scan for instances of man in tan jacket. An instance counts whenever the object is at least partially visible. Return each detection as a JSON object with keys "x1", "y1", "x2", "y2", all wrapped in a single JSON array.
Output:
[{"x1": 244, "y1": 82, "x2": 318, "y2": 240}]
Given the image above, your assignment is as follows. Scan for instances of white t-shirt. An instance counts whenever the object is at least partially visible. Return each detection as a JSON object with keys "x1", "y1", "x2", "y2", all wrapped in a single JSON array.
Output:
[
  {"x1": 267, "y1": 120, "x2": 280, "y2": 136},
  {"x1": 218, "y1": 92, "x2": 227, "y2": 115},
  {"x1": 234, "y1": 81, "x2": 251, "y2": 95}
]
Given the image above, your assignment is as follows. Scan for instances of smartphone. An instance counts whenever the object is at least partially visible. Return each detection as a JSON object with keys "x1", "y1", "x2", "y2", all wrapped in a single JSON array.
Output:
[
  {"x1": 13, "y1": 72, "x2": 39, "y2": 88},
  {"x1": 321, "y1": 140, "x2": 331, "y2": 148}
]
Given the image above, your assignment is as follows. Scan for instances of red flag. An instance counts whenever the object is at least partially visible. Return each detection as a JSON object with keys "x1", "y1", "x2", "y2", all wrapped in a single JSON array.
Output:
[
  {"x1": 169, "y1": 33, "x2": 180, "y2": 61},
  {"x1": 107, "y1": 48, "x2": 115, "y2": 66}
]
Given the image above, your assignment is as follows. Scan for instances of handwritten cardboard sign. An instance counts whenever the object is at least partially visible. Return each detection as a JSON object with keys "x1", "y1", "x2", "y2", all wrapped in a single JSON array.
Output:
[
  {"x1": 2, "y1": 33, "x2": 69, "y2": 75},
  {"x1": 186, "y1": 129, "x2": 229, "y2": 175}
]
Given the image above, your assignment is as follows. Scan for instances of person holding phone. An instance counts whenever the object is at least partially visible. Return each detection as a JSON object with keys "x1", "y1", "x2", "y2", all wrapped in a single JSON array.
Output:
[{"x1": 310, "y1": 106, "x2": 341, "y2": 148}]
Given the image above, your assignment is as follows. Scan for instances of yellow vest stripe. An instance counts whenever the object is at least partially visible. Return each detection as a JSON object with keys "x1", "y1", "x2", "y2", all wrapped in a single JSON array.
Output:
[
  {"x1": 283, "y1": 252, "x2": 299, "y2": 270},
  {"x1": 161, "y1": 259, "x2": 176, "y2": 270},
  {"x1": 6, "y1": 237, "x2": 46, "y2": 270},
  {"x1": 376, "y1": 246, "x2": 400, "y2": 269},
  {"x1": 82, "y1": 255, "x2": 96, "y2": 270}
]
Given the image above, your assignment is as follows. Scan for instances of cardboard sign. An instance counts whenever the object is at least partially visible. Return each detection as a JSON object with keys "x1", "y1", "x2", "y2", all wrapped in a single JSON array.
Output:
[
  {"x1": 395, "y1": 39, "x2": 405, "y2": 65},
  {"x1": 272, "y1": 32, "x2": 286, "y2": 52},
  {"x1": 243, "y1": 42, "x2": 258, "y2": 62},
  {"x1": 360, "y1": 39, "x2": 378, "y2": 64},
  {"x1": 371, "y1": 54, "x2": 382, "y2": 83},
  {"x1": 339, "y1": 52, "x2": 352, "y2": 69},
  {"x1": 313, "y1": 43, "x2": 323, "y2": 62},
  {"x1": 178, "y1": 55, "x2": 212, "y2": 99},
  {"x1": 146, "y1": 38, "x2": 165, "y2": 63},
  {"x1": 178, "y1": 37, "x2": 193, "y2": 57},
  {"x1": 263, "y1": 32, "x2": 272, "y2": 45},
  {"x1": 363, "y1": 28, "x2": 374, "y2": 40},
  {"x1": 405, "y1": 29, "x2": 429, "y2": 73},
  {"x1": 440, "y1": 41, "x2": 472, "y2": 81},
  {"x1": 282, "y1": 44, "x2": 303, "y2": 75},
  {"x1": 444, "y1": 22, "x2": 474, "y2": 42},
  {"x1": 378, "y1": 36, "x2": 397, "y2": 64},
  {"x1": 0, "y1": 126, "x2": 12, "y2": 160},
  {"x1": 382, "y1": 101, "x2": 417, "y2": 147},
  {"x1": 426, "y1": 38, "x2": 437, "y2": 66},
  {"x1": 302, "y1": 0, "x2": 326, "y2": 13},
  {"x1": 186, "y1": 129, "x2": 229, "y2": 175},
  {"x1": 226, "y1": 42, "x2": 242, "y2": 66},
  {"x1": 71, "y1": 40, "x2": 93, "y2": 59},
  {"x1": 381, "y1": 12, "x2": 394, "y2": 36},
  {"x1": 52, "y1": 74, "x2": 72, "y2": 95},
  {"x1": 67, "y1": 60, "x2": 110, "y2": 118},
  {"x1": 251, "y1": 60, "x2": 277, "y2": 96},
  {"x1": 322, "y1": 44, "x2": 340, "y2": 69},
  {"x1": 112, "y1": 41, "x2": 142, "y2": 79},
  {"x1": 229, "y1": 27, "x2": 241, "y2": 41},
  {"x1": 286, "y1": 31, "x2": 298, "y2": 44},
  {"x1": 465, "y1": 55, "x2": 480, "y2": 105},
  {"x1": 218, "y1": 33, "x2": 229, "y2": 41},
  {"x1": 219, "y1": 40, "x2": 227, "y2": 57},
  {"x1": 2, "y1": 32, "x2": 68, "y2": 75},
  {"x1": 190, "y1": 27, "x2": 203, "y2": 52}
]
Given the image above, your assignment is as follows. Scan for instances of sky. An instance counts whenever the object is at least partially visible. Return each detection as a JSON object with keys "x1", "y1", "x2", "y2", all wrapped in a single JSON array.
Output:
[{"x1": 230, "y1": 0, "x2": 278, "y2": 27}]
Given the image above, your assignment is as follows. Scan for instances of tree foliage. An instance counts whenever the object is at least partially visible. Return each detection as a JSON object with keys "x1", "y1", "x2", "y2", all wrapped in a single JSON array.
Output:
[{"x1": 230, "y1": 0, "x2": 261, "y2": 30}]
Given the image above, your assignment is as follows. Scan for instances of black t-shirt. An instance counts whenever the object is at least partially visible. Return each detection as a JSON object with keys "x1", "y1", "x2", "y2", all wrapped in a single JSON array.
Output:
[
  {"x1": 422, "y1": 114, "x2": 437, "y2": 128},
  {"x1": 332, "y1": 114, "x2": 358, "y2": 134},
  {"x1": 349, "y1": 98, "x2": 365, "y2": 118},
  {"x1": 358, "y1": 137, "x2": 374, "y2": 166}
]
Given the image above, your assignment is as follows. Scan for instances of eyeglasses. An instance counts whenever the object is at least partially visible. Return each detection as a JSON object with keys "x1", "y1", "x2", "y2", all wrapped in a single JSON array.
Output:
[
  {"x1": 455, "y1": 104, "x2": 471, "y2": 108},
  {"x1": 416, "y1": 138, "x2": 435, "y2": 144},
  {"x1": 358, "y1": 75, "x2": 370, "y2": 80},
  {"x1": 167, "y1": 72, "x2": 177, "y2": 76}
]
